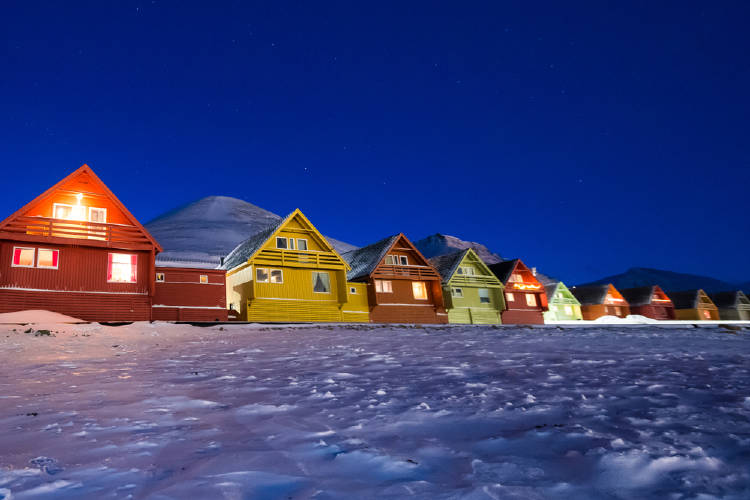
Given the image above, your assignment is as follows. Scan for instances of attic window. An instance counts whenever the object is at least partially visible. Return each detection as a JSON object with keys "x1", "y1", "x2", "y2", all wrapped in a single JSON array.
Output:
[
  {"x1": 385, "y1": 255, "x2": 397, "y2": 265},
  {"x1": 509, "y1": 273, "x2": 523, "y2": 283},
  {"x1": 276, "y1": 237, "x2": 288, "y2": 249},
  {"x1": 463, "y1": 267, "x2": 474, "y2": 276},
  {"x1": 564, "y1": 305, "x2": 573, "y2": 315},
  {"x1": 399, "y1": 256, "x2": 408, "y2": 266},
  {"x1": 297, "y1": 239, "x2": 308, "y2": 251},
  {"x1": 88, "y1": 207, "x2": 107, "y2": 223}
]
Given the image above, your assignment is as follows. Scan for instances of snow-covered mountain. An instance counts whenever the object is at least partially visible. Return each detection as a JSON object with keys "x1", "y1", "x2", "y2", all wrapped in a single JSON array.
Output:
[
  {"x1": 145, "y1": 196, "x2": 357, "y2": 268},
  {"x1": 581, "y1": 267, "x2": 748, "y2": 294},
  {"x1": 414, "y1": 233, "x2": 503, "y2": 264}
]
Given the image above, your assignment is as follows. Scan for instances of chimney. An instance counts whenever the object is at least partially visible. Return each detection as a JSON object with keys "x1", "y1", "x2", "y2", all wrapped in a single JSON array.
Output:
[
  {"x1": 532, "y1": 267, "x2": 537, "y2": 276},
  {"x1": 220, "y1": 256, "x2": 225, "y2": 266}
]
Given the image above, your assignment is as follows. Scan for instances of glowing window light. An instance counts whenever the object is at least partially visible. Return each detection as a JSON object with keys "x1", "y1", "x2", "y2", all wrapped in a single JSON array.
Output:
[
  {"x1": 513, "y1": 283, "x2": 541, "y2": 291},
  {"x1": 108, "y1": 253, "x2": 137, "y2": 283},
  {"x1": 412, "y1": 281, "x2": 428, "y2": 300}
]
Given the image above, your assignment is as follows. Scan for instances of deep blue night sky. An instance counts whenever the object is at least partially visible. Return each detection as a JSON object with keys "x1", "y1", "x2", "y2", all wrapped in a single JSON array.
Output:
[{"x1": 2, "y1": 2, "x2": 749, "y2": 284}]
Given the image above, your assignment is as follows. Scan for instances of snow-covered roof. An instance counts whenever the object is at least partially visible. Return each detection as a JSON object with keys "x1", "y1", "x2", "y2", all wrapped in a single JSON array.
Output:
[
  {"x1": 620, "y1": 286, "x2": 659, "y2": 307},
  {"x1": 569, "y1": 284, "x2": 612, "y2": 306},
  {"x1": 708, "y1": 291, "x2": 748, "y2": 309},
  {"x1": 428, "y1": 249, "x2": 469, "y2": 283},
  {"x1": 544, "y1": 282, "x2": 561, "y2": 299},
  {"x1": 341, "y1": 234, "x2": 400, "y2": 281},
  {"x1": 221, "y1": 221, "x2": 282, "y2": 271},
  {"x1": 665, "y1": 290, "x2": 706, "y2": 309},
  {"x1": 487, "y1": 259, "x2": 518, "y2": 285},
  {"x1": 155, "y1": 251, "x2": 223, "y2": 269}
]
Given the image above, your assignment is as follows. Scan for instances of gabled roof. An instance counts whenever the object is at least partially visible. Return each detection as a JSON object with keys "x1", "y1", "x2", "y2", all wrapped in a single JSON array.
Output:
[
  {"x1": 535, "y1": 271, "x2": 559, "y2": 286},
  {"x1": 222, "y1": 209, "x2": 347, "y2": 271},
  {"x1": 666, "y1": 289, "x2": 713, "y2": 309},
  {"x1": 620, "y1": 285, "x2": 672, "y2": 307},
  {"x1": 342, "y1": 234, "x2": 401, "y2": 281},
  {"x1": 0, "y1": 164, "x2": 163, "y2": 252},
  {"x1": 487, "y1": 259, "x2": 518, "y2": 285},
  {"x1": 570, "y1": 284, "x2": 615, "y2": 306},
  {"x1": 428, "y1": 249, "x2": 467, "y2": 283},
  {"x1": 709, "y1": 291, "x2": 750, "y2": 309},
  {"x1": 544, "y1": 282, "x2": 561, "y2": 299}
]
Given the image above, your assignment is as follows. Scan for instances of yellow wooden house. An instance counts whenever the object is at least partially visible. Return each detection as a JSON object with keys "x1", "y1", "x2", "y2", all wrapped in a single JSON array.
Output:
[{"x1": 223, "y1": 209, "x2": 369, "y2": 322}]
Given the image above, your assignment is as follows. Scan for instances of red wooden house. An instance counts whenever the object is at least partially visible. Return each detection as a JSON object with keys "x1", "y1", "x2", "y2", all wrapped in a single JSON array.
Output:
[
  {"x1": 570, "y1": 284, "x2": 631, "y2": 320},
  {"x1": 0, "y1": 165, "x2": 226, "y2": 322},
  {"x1": 342, "y1": 233, "x2": 448, "y2": 324},
  {"x1": 487, "y1": 259, "x2": 548, "y2": 324},
  {"x1": 620, "y1": 286, "x2": 675, "y2": 320}
]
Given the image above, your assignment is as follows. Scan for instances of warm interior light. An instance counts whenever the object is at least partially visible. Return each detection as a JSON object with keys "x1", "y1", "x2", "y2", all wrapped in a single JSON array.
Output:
[{"x1": 513, "y1": 283, "x2": 541, "y2": 290}]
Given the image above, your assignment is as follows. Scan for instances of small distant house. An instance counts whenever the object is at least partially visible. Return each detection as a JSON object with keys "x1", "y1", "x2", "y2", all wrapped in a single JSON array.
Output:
[
  {"x1": 620, "y1": 286, "x2": 675, "y2": 320},
  {"x1": 342, "y1": 234, "x2": 447, "y2": 324},
  {"x1": 665, "y1": 289, "x2": 718, "y2": 320},
  {"x1": 709, "y1": 291, "x2": 750, "y2": 321},
  {"x1": 152, "y1": 264, "x2": 228, "y2": 322},
  {"x1": 487, "y1": 259, "x2": 548, "y2": 324},
  {"x1": 222, "y1": 209, "x2": 368, "y2": 323},
  {"x1": 542, "y1": 281, "x2": 583, "y2": 321},
  {"x1": 570, "y1": 284, "x2": 630, "y2": 320},
  {"x1": 428, "y1": 248, "x2": 504, "y2": 324}
]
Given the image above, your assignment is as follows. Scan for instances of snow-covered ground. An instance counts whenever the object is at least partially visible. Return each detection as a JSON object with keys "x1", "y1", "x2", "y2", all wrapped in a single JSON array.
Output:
[{"x1": 1, "y1": 322, "x2": 749, "y2": 499}]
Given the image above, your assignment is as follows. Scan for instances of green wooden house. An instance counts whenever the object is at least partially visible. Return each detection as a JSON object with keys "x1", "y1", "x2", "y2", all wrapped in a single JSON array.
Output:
[
  {"x1": 542, "y1": 281, "x2": 583, "y2": 321},
  {"x1": 428, "y1": 248, "x2": 505, "y2": 324}
]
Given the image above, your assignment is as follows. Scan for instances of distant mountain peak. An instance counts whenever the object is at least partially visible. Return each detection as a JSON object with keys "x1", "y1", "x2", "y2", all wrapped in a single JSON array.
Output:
[
  {"x1": 581, "y1": 267, "x2": 747, "y2": 294},
  {"x1": 414, "y1": 233, "x2": 503, "y2": 264}
]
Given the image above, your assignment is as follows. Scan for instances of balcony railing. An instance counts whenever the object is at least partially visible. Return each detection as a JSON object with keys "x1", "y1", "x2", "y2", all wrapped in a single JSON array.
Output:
[
  {"x1": 0, "y1": 216, "x2": 153, "y2": 246},
  {"x1": 374, "y1": 264, "x2": 438, "y2": 280}
]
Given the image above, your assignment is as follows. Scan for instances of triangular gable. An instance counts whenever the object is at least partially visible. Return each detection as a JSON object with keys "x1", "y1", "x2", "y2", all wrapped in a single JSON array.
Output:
[
  {"x1": 224, "y1": 209, "x2": 349, "y2": 270},
  {"x1": 604, "y1": 283, "x2": 627, "y2": 305},
  {"x1": 0, "y1": 164, "x2": 162, "y2": 252},
  {"x1": 650, "y1": 285, "x2": 672, "y2": 306},
  {"x1": 370, "y1": 233, "x2": 439, "y2": 278},
  {"x1": 555, "y1": 282, "x2": 580, "y2": 305},
  {"x1": 696, "y1": 289, "x2": 716, "y2": 308},
  {"x1": 503, "y1": 259, "x2": 544, "y2": 292},
  {"x1": 738, "y1": 291, "x2": 750, "y2": 306}
]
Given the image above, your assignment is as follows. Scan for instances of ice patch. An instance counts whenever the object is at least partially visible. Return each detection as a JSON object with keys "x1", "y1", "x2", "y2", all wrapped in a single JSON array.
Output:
[{"x1": 237, "y1": 403, "x2": 297, "y2": 415}]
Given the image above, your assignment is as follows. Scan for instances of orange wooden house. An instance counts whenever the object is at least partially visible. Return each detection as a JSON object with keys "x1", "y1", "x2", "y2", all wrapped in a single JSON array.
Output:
[
  {"x1": 342, "y1": 233, "x2": 448, "y2": 323},
  {"x1": 0, "y1": 165, "x2": 226, "y2": 322},
  {"x1": 487, "y1": 259, "x2": 548, "y2": 324},
  {"x1": 570, "y1": 284, "x2": 630, "y2": 320}
]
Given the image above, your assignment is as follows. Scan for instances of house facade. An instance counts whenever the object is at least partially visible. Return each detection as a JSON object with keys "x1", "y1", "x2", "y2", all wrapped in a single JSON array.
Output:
[
  {"x1": 429, "y1": 248, "x2": 504, "y2": 324},
  {"x1": 542, "y1": 281, "x2": 583, "y2": 321},
  {"x1": 223, "y1": 209, "x2": 368, "y2": 323},
  {"x1": 667, "y1": 289, "x2": 719, "y2": 320},
  {"x1": 620, "y1": 285, "x2": 675, "y2": 320},
  {"x1": 570, "y1": 284, "x2": 630, "y2": 320},
  {"x1": 343, "y1": 234, "x2": 447, "y2": 324},
  {"x1": 487, "y1": 259, "x2": 548, "y2": 324},
  {"x1": 152, "y1": 266, "x2": 228, "y2": 321},
  {"x1": 710, "y1": 291, "x2": 750, "y2": 321}
]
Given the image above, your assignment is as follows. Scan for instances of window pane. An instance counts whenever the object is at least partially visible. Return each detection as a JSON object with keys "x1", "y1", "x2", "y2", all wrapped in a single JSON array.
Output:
[
  {"x1": 564, "y1": 305, "x2": 573, "y2": 315},
  {"x1": 89, "y1": 207, "x2": 106, "y2": 223},
  {"x1": 375, "y1": 280, "x2": 382, "y2": 293},
  {"x1": 526, "y1": 293, "x2": 537, "y2": 307},
  {"x1": 399, "y1": 256, "x2": 408, "y2": 265},
  {"x1": 479, "y1": 288, "x2": 490, "y2": 303},
  {"x1": 452, "y1": 288, "x2": 463, "y2": 298},
  {"x1": 276, "y1": 237, "x2": 287, "y2": 249},
  {"x1": 256, "y1": 268, "x2": 269, "y2": 282},
  {"x1": 37, "y1": 249, "x2": 59, "y2": 269},
  {"x1": 270, "y1": 269, "x2": 283, "y2": 283},
  {"x1": 200, "y1": 275, "x2": 208, "y2": 284},
  {"x1": 383, "y1": 280, "x2": 393, "y2": 293},
  {"x1": 297, "y1": 239, "x2": 308, "y2": 251},
  {"x1": 13, "y1": 247, "x2": 35, "y2": 267},
  {"x1": 350, "y1": 287, "x2": 357, "y2": 294},
  {"x1": 506, "y1": 292, "x2": 515, "y2": 302},
  {"x1": 156, "y1": 273, "x2": 165, "y2": 282},
  {"x1": 288, "y1": 239, "x2": 295, "y2": 250},
  {"x1": 109, "y1": 253, "x2": 136, "y2": 283},
  {"x1": 313, "y1": 272, "x2": 330, "y2": 293},
  {"x1": 54, "y1": 204, "x2": 72, "y2": 219},
  {"x1": 412, "y1": 281, "x2": 428, "y2": 300}
]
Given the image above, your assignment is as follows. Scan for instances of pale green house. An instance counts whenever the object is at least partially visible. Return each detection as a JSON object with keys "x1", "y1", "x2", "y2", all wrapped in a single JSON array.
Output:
[
  {"x1": 543, "y1": 281, "x2": 583, "y2": 321},
  {"x1": 429, "y1": 248, "x2": 505, "y2": 324}
]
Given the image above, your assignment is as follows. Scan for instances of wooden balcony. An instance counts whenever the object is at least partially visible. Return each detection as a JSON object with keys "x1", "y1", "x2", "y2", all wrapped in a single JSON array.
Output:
[
  {"x1": 0, "y1": 216, "x2": 154, "y2": 250},
  {"x1": 254, "y1": 248, "x2": 346, "y2": 269},
  {"x1": 374, "y1": 264, "x2": 439, "y2": 280}
]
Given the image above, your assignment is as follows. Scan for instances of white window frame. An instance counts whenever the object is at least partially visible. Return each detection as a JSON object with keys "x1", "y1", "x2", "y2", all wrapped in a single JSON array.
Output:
[
  {"x1": 156, "y1": 272, "x2": 165, "y2": 282},
  {"x1": 478, "y1": 288, "x2": 490, "y2": 303},
  {"x1": 288, "y1": 238, "x2": 295, "y2": 250},
  {"x1": 564, "y1": 305, "x2": 573, "y2": 315},
  {"x1": 200, "y1": 275, "x2": 209, "y2": 284},
  {"x1": 399, "y1": 255, "x2": 408, "y2": 266},
  {"x1": 270, "y1": 269, "x2": 283, "y2": 284},
  {"x1": 465, "y1": 267, "x2": 475, "y2": 276},
  {"x1": 88, "y1": 207, "x2": 107, "y2": 223},
  {"x1": 412, "y1": 281, "x2": 428, "y2": 300},
  {"x1": 52, "y1": 203, "x2": 74, "y2": 220},
  {"x1": 36, "y1": 248, "x2": 59, "y2": 270},
  {"x1": 276, "y1": 237, "x2": 288, "y2": 249},
  {"x1": 256, "y1": 267, "x2": 270, "y2": 283},
  {"x1": 506, "y1": 292, "x2": 515, "y2": 302},
  {"x1": 452, "y1": 287, "x2": 463, "y2": 298},
  {"x1": 375, "y1": 279, "x2": 393, "y2": 293},
  {"x1": 350, "y1": 286, "x2": 357, "y2": 295},
  {"x1": 385, "y1": 255, "x2": 397, "y2": 265},
  {"x1": 509, "y1": 273, "x2": 523, "y2": 283},
  {"x1": 297, "y1": 238, "x2": 308, "y2": 251},
  {"x1": 107, "y1": 253, "x2": 137, "y2": 284},
  {"x1": 312, "y1": 271, "x2": 331, "y2": 294},
  {"x1": 525, "y1": 293, "x2": 537, "y2": 307},
  {"x1": 11, "y1": 247, "x2": 36, "y2": 268}
]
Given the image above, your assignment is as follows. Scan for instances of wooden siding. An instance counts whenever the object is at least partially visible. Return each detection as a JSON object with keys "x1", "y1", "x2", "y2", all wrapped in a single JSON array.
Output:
[
  {"x1": 441, "y1": 249, "x2": 504, "y2": 324},
  {"x1": 0, "y1": 289, "x2": 150, "y2": 322},
  {"x1": 674, "y1": 307, "x2": 719, "y2": 321},
  {"x1": 153, "y1": 267, "x2": 227, "y2": 321},
  {"x1": 544, "y1": 303, "x2": 583, "y2": 321},
  {"x1": 630, "y1": 304, "x2": 675, "y2": 320},
  {"x1": 502, "y1": 309, "x2": 544, "y2": 325},
  {"x1": 716, "y1": 308, "x2": 750, "y2": 321},
  {"x1": 580, "y1": 304, "x2": 631, "y2": 320},
  {"x1": 342, "y1": 282, "x2": 370, "y2": 322}
]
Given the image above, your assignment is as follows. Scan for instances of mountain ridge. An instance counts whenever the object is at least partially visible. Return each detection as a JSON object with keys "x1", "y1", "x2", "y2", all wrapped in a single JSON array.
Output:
[
  {"x1": 580, "y1": 267, "x2": 749, "y2": 294},
  {"x1": 414, "y1": 233, "x2": 503, "y2": 264}
]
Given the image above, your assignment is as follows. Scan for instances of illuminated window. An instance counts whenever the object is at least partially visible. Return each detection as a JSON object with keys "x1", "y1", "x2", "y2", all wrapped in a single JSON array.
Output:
[
  {"x1": 509, "y1": 273, "x2": 523, "y2": 283},
  {"x1": 156, "y1": 272, "x2": 165, "y2": 282},
  {"x1": 615, "y1": 306, "x2": 622, "y2": 316},
  {"x1": 702, "y1": 309, "x2": 711, "y2": 319},
  {"x1": 200, "y1": 275, "x2": 209, "y2": 284},
  {"x1": 276, "y1": 237, "x2": 288, "y2": 249},
  {"x1": 564, "y1": 305, "x2": 573, "y2": 315},
  {"x1": 88, "y1": 207, "x2": 107, "y2": 223},
  {"x1": 506, "y1": 292, "x2": 515, "y2": 302},
  {"x1": 375, "y1": 280, "x2": 393, "y2": 293},
  {"x1": 270, "y1": 269, "x2": 283, "y2": 283},
  {"x1": 53, "y1": 203, "x2": 73, "y2": 220},
  {"x1": 350, "y1": 286, "x2": 357, "y2": 295},
  {"x1": 108, "y1": 253, "x2": 137, "y2": 283},
  {"x1": 399, "y1": 256, "x2": 408, "y2": 265},
  {"x1": 297, "y1": 239, "x2": 308, "y2": 251},
  {"x1": 12, "y1": 247, "x2": 35, "y2": 267},
  {"x1": 385, "y1": 255, "x2": 397, "y2": 265},
  {"x1": 412, "y1": 281, "x2": 428, "y2": 300},
  {"x1": 479, "y1": 288, "x2": 490, "y2": 303},
  {"x1": 452, "y1": 287, "x2": 463, "y2": 298},
  {"x1": 525, "y1": 293, "x2": 537, "y2": 307},
  {"x1": 312, "y1": 272, "x2": 330, "y2": 293},
  {"x1": 256, "y1": 268, "x2": 269, "y2": 282},
  {"x1": 37, "y1": 249, "x2": 59, "y2": 269}
]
